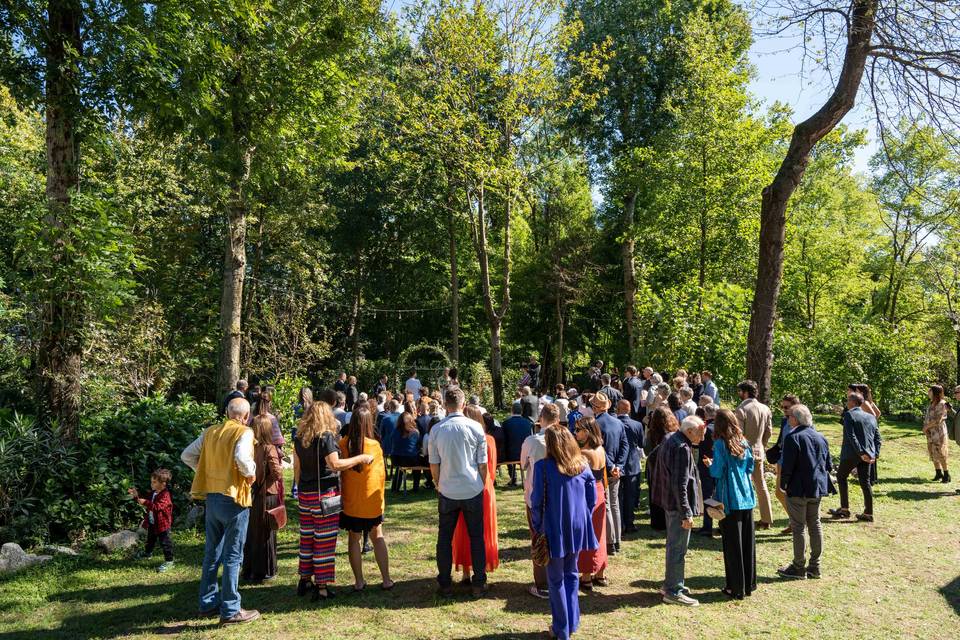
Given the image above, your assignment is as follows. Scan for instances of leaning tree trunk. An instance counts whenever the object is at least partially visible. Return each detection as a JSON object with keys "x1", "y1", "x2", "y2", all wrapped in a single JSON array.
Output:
[
  {"x1": 216, "y1": 147, "x2": 252, "y2": 397},
  {"x1": 623, "y1": 191, "x2": 638, "y2": 359},
  {"x1": 746, "y1": 0, "x2": 876, "y2": 402},
  {"x1": 40, "y1": 0, "x2": 83, "y2": 439},
  {"x1": 489, "y1": 317, "x2": 503, "y2": 406}
]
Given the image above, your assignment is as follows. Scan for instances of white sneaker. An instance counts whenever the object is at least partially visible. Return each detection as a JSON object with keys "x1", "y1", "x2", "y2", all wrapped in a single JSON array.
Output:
[{"x1": 662, "y1": 591, "x2": 699, "y2": 606}]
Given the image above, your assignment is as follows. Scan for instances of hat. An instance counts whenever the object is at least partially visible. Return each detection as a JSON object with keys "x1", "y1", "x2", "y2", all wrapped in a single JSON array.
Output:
[{"x1": 591, "y1": 392, "x2": 609, "y2": 410}]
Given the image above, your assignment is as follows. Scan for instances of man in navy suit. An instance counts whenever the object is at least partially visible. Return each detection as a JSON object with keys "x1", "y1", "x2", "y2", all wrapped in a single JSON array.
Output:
[
  {"x1": 778, "y1": 404, "x2": 832, "y2": 580},
  {"x1": 615, "y1": 399, "x2": 644, "y2": 533},
  {"x1": 829, "y1": 391, "x2": 880, "y2": 522},
  {"x1": 502, "y1": 401, "x2": 534, "y2": 486},
  {"x1": 622, "y1": 366, "x2": 644, "y2": 421},
  {"x1": 594, "y1": 393, "x2": 628, "y2": 553}
]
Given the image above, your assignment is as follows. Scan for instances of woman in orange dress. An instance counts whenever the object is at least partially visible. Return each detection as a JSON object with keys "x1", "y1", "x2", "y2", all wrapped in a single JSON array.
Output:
[
  {"x1": 574, "y1": 416, "x2": 608, "y2": 589},
  {"x1": 452, "y1": 405, "x2": 500, "y2": 583}
]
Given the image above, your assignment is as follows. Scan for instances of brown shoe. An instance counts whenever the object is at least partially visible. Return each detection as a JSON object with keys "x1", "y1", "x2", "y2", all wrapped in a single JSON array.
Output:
[
  {"x1": 855, "y1": 513, "x2": 874, "y2": 523},
  {"x1": 779, "y1": 526, "x2": 792, "y2": 535},
  {"x1": 756, "y1": 521, "x2": 771, "y2": 530},
  {"x1": 220, "y1": 609, "x2": 260, "y2": 625}
]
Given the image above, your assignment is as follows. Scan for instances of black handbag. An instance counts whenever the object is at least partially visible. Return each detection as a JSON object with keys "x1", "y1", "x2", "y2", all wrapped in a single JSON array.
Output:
[
  {"x1": 316, "y1": 433, "x2": 342, "y2": 516},
  {"x1": 765, "y1": 444, "x2": 781, "y2": 464}
]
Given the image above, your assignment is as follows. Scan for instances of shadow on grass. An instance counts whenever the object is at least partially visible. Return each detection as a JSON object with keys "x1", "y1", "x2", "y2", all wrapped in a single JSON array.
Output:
[
  {"x1": 885, "y1": 489, "x2": 958, "y2": 501},
  {"x1": 940, "y1": 575, "x2": 960, "y2": 616}
]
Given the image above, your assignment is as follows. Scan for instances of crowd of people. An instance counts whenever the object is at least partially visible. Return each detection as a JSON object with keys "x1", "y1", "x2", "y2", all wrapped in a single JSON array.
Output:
[{"x1": 163, "y1": 364, "x2": 960, "y2": 635}]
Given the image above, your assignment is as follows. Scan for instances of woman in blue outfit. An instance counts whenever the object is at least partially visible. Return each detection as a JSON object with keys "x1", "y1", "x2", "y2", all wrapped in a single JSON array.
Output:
[
  {"x1": 531, "y1": 427, "x2": 598, "y2": 639},
  {"x1": 708, "y1": 408, "x2": 758, "y2": 599}
]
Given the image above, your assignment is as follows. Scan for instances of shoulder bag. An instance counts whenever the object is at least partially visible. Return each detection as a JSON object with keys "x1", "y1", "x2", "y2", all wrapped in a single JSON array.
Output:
[
  {"x1": 317, "y1": 433, "x2": 343, "y2": 516},
  {"x1": 531, "y1": 465, "x2": 550, "y2": 567}
]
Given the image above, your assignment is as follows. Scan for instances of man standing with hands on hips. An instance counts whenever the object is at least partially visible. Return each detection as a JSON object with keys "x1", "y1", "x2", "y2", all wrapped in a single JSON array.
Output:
[{"x1": 735, "y1": 380, "x2": 774, "y2": 529}]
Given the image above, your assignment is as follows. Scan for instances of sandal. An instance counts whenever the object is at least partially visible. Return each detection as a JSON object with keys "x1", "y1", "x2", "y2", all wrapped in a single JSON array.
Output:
[
  {"x1": 352, "y1": 582, "x2": 366, "y2": 593},
  {"x1": 593, "y1": 577, "x2": 609, "y2": 587},
  {"x1": 381, "y1": 580, "x2": 396, "y2": 591},
  {"x1": 721, "y1": 587, "x2": 744, "y2": 600}
]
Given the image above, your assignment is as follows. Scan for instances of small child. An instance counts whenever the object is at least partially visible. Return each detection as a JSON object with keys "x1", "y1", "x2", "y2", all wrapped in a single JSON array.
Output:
[{"x1": 128, "y1": 468, "x2": 174, "y2": 572}]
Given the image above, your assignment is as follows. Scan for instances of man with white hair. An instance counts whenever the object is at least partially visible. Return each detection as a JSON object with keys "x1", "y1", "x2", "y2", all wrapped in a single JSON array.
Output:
[
  {"x1": 181, "y1": 397, "x2": 259, "y2": 625},
  {"x1": 657, "y1": 415, "x2": 706, "y2": 606},
  {"x1": 777, "y1": 404, "x2": 831, "y2": 580}
]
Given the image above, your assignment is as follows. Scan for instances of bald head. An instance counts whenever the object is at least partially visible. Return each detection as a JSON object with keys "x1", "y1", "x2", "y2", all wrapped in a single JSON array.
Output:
[
  {"x1": 617, "y1": 399, "x2": 631, "y2": 415},
  {"x1": 226, "y1": 397, "x2": 251, "y2": 421}
]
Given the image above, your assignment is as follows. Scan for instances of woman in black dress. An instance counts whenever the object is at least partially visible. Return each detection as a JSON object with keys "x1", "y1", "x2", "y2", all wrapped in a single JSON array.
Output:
[{"x1": 242, "y1": 415, "x2": 284, "y2": 582}]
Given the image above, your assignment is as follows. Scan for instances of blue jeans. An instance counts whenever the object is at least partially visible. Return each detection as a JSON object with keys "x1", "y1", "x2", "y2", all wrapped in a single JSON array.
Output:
[
  {"x1": 547, "y1": 554, "x2": 580, "y2": 639},
  {"x1": 663, "y1": 510, "x2": 691, "y2": 596},
  {"x1": 199, "y1": 493, "x2": 250, "y2": 618}
]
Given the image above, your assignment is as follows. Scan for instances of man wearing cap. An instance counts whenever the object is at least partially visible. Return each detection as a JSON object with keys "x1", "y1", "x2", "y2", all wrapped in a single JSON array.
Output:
[{"x1": 594, "y1": 392, "x2": 629, "y2": 553}]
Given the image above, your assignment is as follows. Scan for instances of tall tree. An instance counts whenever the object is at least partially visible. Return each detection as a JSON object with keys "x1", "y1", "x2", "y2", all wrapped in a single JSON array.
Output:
[
  {"x1": 746, "y1": 0, "x2": 960, "y2": 400},
  {"x1": 130, "y1": 0, "x2": 377, "y2": 395}
]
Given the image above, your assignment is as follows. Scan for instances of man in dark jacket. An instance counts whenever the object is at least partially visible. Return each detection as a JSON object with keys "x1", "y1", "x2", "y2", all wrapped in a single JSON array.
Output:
[
  {"x1": 594, "y1": 393, "x2": 628, "y2": 553},
  {"x1": 622, "y1": 366, "x2": 644, "y2": 421},
  {"x1": 598, "y1": 374, "x2": 622, "y2": 414},
  {"x1": 658, "y1": 415, "x2": 705, "y2": 606},
  {"x1": 502, "y1": 401, "x2": 534, "y2": 486},
  {"x1": 777, "y1": 404, "x2": 832, "y2": 580},
  {"x1": 829, "y1": 391, "x2": 880, "y2": 522},
  {"x1": 616, "y1": 399, "x2": 644, "y2": 533}
]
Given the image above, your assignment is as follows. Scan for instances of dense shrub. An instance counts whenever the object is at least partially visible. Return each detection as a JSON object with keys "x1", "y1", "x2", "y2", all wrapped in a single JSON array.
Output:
[{"x1": 0, "y1": 395, "x2": 215, "y2": 545}]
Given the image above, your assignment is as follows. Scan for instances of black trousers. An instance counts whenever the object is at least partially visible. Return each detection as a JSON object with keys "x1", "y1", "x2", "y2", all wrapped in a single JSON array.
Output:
[
  {"x1": 437, "y1": 492, "x2": 486, "y2": 587},
  {"x1": 838, "y1": 457, "x2": 873, "y2": 514},
  {"x1": 719, "y1": 509, "x2": 756, "y2": 597},
  {"x1": 391, "y1": 455, "x2": 422, "y2": 492},
  {"x1": 619, "y1": 473, "x2": 641, "y2": 530},
  {"x1": 145, "y1": 528, "x2": 173, "y2": 561},
  {"x1": 508, "y1": 464, "x2": 518, "y2": 485}
]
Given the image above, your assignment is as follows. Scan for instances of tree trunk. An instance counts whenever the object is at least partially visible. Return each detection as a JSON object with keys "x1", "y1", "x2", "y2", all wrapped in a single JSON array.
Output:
[
  {"x1": 746, "y1": 0, "x2": 877, "y2": 402},
  {"x1": 623, "y1": 190, "x2": 638, "y2": 359},
  {"x1": 346, "y1": 276, "x2": 362, "y2": 368},
  {"x1": 554, "y1": 294, "x2": 565, "y2": 388},
  {"x1": 490, "y1": 317, "x2": 503, "y2": 408},
  {"x1": 40, "y1": 0, "x2": 83, "y2": 438},
  {"x1": 240, "y1": 208, "x2": 266, "y2": 375},
  {"x1": 448, "y1": 204, "x2": 460, "y2": 363},
  {"x1": 216, "y1": 147, "x2": 252, "y2": 397}
]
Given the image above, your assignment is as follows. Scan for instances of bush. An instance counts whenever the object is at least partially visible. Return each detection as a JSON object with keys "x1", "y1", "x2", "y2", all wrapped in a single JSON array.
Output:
[{"x1": 0, "y1": 395, "x2": 216, "y2": 545}]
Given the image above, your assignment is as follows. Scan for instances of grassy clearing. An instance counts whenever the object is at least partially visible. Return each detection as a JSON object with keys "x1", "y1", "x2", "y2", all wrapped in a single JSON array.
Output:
[{"x1": 1, "y1": 416, "x2": 958, "y2": 639}]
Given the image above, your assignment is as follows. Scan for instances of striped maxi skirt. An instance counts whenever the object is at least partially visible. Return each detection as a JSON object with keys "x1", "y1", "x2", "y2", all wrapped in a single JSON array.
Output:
[{"x1": 298, "y1": 489, "x2": 340, "y2": 584}]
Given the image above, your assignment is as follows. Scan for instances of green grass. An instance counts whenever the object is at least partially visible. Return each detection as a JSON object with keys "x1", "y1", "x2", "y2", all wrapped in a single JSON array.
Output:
[{"x1": 1, "y1": 416, "x2": 958, "y2": 639}]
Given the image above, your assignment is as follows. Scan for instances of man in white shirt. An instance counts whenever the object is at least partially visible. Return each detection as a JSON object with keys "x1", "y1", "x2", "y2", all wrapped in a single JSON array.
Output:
[
  {"x1": 404, "y1": 369, "x2": 422, "y2": 398},
  {"x1": 520, "y1": 403, "x2": 561, "y2": 599},
  {"x1": 428, "y1": 387, "x2": 489, "y2": 597}
]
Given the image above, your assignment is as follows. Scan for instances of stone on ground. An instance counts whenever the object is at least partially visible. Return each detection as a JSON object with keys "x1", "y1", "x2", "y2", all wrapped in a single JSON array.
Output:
[{"x1": 0, "y1": 543, "x2": 53, "y2": 574}]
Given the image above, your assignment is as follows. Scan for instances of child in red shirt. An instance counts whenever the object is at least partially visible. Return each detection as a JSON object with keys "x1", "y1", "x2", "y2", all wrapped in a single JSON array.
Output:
[{"x1": 128, "y1": 468, "x2": 175, "y2": 572}]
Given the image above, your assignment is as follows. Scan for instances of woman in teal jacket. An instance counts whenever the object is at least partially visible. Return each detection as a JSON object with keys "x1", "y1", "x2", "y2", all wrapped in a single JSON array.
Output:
[{"x1": 708, "y1": 409, "x2": 757, "y2": 599}]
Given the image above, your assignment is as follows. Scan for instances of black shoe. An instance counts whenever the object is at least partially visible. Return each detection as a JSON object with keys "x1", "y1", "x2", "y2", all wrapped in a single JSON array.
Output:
[
  {"x1": 436, "y1": 584, "x2": 454, "y2": 598},
  {"x1": 297, "y1": 579, "x2": 312, "y2": 597},
  {"x1": 933, "y1": 469, "x2": 944, "y2": 481},
  {"x1": 806, "y1": 568, "x2": 821, "y2": 579},
  {"x1": 777, "y1": 565, "x2": 806, "y2": 580},
  {"x1": 614, "y1": 542, "x2": 621, "y2": 553},
  {"x1": 696, "y1": 528, "x2": 714, "y2": 538},
  {"x1": 471, "y1": 582, "x2": 489, "y2": 598},
  {"x1": 362, "y1": 542, "x2": 373, "y2": 554},
  {"x1": 942, "y1": 471, "x2": 952, "y2": 483}
]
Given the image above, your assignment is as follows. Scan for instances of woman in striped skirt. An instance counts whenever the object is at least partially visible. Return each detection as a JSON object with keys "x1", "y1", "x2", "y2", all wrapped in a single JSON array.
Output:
[{"x1": 294, "y1": 401, "x2": 372, "y2": 600}]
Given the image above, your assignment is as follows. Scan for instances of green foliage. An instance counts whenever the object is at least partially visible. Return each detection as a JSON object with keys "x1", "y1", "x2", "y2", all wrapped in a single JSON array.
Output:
[
  {"x1": 0, "y1": 396, "x2": 215, "y2": 545},
  {"x1": 263, "y1": 374, "x2": 309, "y2": 438}
]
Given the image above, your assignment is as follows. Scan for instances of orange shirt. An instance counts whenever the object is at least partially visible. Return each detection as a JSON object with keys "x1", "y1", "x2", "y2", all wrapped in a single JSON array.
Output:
[{"x1": 338, "y1": 436, "x2": 386, "y2": 519}]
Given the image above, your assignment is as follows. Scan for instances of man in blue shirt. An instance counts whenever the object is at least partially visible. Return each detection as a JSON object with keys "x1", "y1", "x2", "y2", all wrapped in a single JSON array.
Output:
[
  {"x1": 701, "y1": 371, "x2": 720, "y2": 406},
  {"x1": 502, "y1": 401, "x2": 534, "y2": 486},
  {"x1": 378, "y1": 400, "x2": 402, "y2": 456},
  {"x1": 616, "y1": 399, "x2": 644, "y2": 533},
  {"x1": 829, "y1": 391, "x2": 880, "y2": 522},
  {"x1": 594, "y1": 393, "x2": 628, "y2": 553},
  {"x1": 778, "y1": 403, "x2": 832, "y2": 580}
]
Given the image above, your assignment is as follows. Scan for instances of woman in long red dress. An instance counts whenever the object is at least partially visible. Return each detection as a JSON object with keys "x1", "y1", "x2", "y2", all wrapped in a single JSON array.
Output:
[
  {"x1": 574, "y1": 416, "x2": 608, "y2": 589},
  {"x1": 452, "y1": 406, "x2": 500, "y2": 583}
]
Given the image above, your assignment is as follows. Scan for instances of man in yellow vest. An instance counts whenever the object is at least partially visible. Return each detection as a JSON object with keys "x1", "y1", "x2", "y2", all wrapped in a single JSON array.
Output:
[{"x1": 181, "y1": 397, "x2": 259, "y2": 625}]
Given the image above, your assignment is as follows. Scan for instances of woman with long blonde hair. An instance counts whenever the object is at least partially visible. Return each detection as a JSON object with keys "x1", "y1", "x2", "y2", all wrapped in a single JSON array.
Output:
[
  {"x1": 530, "y1": 427, "x2": 598, "y2": 640},
  {"x1": 293, "y1": 402, "x2": 372, "y2": 601}
]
